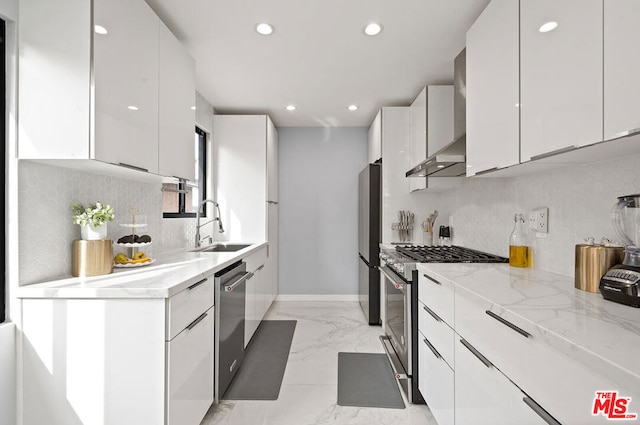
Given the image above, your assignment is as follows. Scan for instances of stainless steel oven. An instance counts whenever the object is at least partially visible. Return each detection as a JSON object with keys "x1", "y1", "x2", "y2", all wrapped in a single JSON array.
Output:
[{"x1": 379, "y1": 244, "x2": 508, "y2": 405}]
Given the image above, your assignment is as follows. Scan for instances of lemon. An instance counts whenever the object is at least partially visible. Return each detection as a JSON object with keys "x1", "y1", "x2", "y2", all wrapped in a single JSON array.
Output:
[{"x1": 114, "y1": 253, "x2": 128, "y2": 264}]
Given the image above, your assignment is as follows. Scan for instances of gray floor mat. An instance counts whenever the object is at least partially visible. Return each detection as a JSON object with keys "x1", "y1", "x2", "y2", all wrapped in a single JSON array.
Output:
[
  {"x1": 337, "y1": 352, "x2": 405, "y2": 409},
  {"x1": 222, "y1": 320, "x2": 296, "y2": 400}
]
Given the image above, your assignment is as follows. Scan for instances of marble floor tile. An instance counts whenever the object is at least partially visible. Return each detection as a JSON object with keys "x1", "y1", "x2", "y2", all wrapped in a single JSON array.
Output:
[{"x1": 201, "y1": 300, "x2": 437, "y2": 425}]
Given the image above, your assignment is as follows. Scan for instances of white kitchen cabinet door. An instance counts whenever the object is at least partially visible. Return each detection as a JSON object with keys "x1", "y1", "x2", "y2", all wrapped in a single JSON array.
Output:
[
  {"x1": 604, "y1": 0, "x2": 640, "y2": 140},
  {"x1": 158, "y1": 22, "x2": 196, "y2": 181},
  {"x1": 166, "y1": 307, "x2": 214, "y2": 425},
  {"x1": 213, "y1": 115, "x2": 268, "y2": 243},
  {"x1": 409, "y1": 88, "x2": 427, "y2": 192},
  {"x1": 427, "y1": 86, "x2": 454, "y2": 156},
  {"x1": 368, "y1": 110, "x2": 382, "y2": 163},
  {"x1": 418, "y1": 331, "x2": 454, "y2": 425},
  {"x1": 520, "y1": 0, "x2": 603, "y2": 162},
  {"x1": 244, "y1": 273, "x2": 258, "y2": 348},
  {"x1": 266, "y1": 203, "x2": 279, "y2": 306},
  {"x1": 93, "y1": 0, "x2": 159, "y2": 173},
  {"x1": 455, "y1": 337, "x2": 548, "y2": 425},
  {"x1": 18, "y1": 0, "x2": 91, "y2": 159},
  {"x1": 266, "y1": 117, "x2": 279, "y2": 202},
  {"x1": 466, "y1": 0, "x2": 520, "y2": 176}
]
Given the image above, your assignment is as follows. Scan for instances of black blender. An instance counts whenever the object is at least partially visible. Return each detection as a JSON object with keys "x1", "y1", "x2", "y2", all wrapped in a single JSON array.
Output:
[{"x1": 599, "y1": 194, "x2": 640, "y2": 307}]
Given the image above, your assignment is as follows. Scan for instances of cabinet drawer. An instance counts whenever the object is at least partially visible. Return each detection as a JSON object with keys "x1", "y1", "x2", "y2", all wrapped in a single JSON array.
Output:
[
  {"x1": 166, "y1": 275, "x2": 214, "y2": 340},
  {"x1": 418, "y1": 299, "x2": 454, "y2": 368},
  {"x1": 166, "y1": 306, "x2": 214, "y2": 425},
  {"x1": 417, "y1": 266, "x2": 454, "y2": 326},
  {"x1": 454, "y1": 336, "x2": 548, "y2": 425},
  {"x1": 418, "y1": 331, "x2": 454, "y2": 425},
  {"x1": 455, "y1": 287, "x2": 633, "y2": 424}
]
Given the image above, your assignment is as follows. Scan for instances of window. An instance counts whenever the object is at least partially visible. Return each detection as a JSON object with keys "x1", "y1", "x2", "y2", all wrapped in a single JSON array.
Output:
[
  {"x1": 162, "y1": 127, "x2": 207, "y2": 218},
  {"x1": 0, "y1": 19, "x2": 6, "y2": 323}
]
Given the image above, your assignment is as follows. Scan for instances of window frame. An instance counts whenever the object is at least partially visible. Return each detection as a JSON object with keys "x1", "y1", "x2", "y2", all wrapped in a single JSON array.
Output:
[{"x1": 162, "y1": 126, "x2": 207, "y2": 219}]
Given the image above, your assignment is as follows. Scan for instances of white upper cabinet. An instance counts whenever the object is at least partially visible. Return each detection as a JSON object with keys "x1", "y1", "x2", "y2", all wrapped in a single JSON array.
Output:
[
  {"x1": 94, "y1": 0, "x2": 159, "y2": 173},
  {"x1": 158, "y1": 23, "x2": 196, "y2": 181},
  {"x1": 520, "y1": 0, "x2": 603, "y2": 162},
  {"x1": 19, "y1": 0, "x2": 196, "y2": 180},
  {"x1": 466, "y1": 0, "x2": 520, "y2": 176},
  {"x1": 368, "y1": 110, "x2": 382, "y2": 163},
  {"x1": 266, "y1": 118, "x2": 279, "y2": 202},
  {"x1": 604, "y1": 0, "x2": 640, "y2": 140},
  {"x1": 427, "y1": 86, "x2": 454, "y2": 156},
  {"x1": 18, "y1": 0, "x2": 91, "y2": 159}
]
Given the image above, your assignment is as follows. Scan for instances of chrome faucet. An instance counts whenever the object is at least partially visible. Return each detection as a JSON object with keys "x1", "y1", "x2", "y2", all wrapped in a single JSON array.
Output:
[{"x1": 195, "y1": 199, "x2": 225, "y2": 248}]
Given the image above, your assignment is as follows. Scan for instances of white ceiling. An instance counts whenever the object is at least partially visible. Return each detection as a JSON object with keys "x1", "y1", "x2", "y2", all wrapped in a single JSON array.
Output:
[{"x1": 145, "y1": 0, "x2": 490, "y2": 127}]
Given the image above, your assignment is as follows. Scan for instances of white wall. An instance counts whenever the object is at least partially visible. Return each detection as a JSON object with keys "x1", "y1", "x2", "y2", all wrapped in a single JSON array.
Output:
[
  {"x1": 425, "y1": 152, "x2": 640, "y2": 277},
  {"x1": 278, "y1": 127, "x2": 367, "y2": 295},
  {"x1": 0, "y1": 323, "x2": 15, "y2": 425}
]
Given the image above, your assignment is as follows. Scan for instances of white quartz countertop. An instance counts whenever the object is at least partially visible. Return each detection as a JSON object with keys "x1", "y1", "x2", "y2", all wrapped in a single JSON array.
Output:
[
  {"x1": 417, "y1": 263, "x2": 640, "y2": 393},
  {"x1": 16, "y1": 241, "x2": 268, "y2": 299}
]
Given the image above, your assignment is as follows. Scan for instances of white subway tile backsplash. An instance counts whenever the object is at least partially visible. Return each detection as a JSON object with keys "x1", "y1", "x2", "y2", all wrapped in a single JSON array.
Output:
[{"x1": 18, "y1": 161, "x2": 197, "y2": 285}]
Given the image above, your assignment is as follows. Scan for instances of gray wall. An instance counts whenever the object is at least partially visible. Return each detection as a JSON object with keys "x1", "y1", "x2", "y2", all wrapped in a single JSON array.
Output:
[{"x1": 278, "y1": 127, "x2": 368, "y2": 295}]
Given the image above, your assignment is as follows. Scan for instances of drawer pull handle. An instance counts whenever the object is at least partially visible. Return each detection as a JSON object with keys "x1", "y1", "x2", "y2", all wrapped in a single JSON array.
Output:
[
  {"x1": 523, "y1": 397, "x2": 561, "y2": 425},
  {"x1": 188, "y1": 278, "x2": 207, "y2": 291},
  {"x1": 117, "y1": 162, "x2": 149, "y2": 173},
  {"x1": 423, "y1": 273, "x2": 441, "y2": 285},
  {"x1": 485, "y1": 310, "x2": 531, "y2": 338},
  {"x1": 186, "y1": 312, "x2": 207, "y2": 331},
  {"x1": 422, "y1": 305, "x2": 442, "y2": 322},
  {"x1": 460, "y1": 338, "x2": 493, "y2": 368},
  {"x1": 423, "y1": 337, "x2": 442, "y2": 360},
  {"x1": 254, "y1": 264, "x2": 265, "y2": 273}
]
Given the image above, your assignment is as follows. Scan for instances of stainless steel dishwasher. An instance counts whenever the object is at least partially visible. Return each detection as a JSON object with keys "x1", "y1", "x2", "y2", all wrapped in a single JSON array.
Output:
[{"x1": 214, "y1": 260, "x2": 250, "y2": 400}]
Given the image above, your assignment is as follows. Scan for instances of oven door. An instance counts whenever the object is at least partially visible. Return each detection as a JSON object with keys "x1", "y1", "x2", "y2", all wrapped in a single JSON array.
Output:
[{"x1": 380, "y1": 265, "x2": 410, "y2": 374}]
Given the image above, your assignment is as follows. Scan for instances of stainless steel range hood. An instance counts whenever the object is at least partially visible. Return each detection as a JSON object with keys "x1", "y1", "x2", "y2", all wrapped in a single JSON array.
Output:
[
  {"x1": 406, "y1": 48, "x2": 467, "y2": 179},
  {"x1": 405, "y1": 135, "x2": 466, "y2": 177}
]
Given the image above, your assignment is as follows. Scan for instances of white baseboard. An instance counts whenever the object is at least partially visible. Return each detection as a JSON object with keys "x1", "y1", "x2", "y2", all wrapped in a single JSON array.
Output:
[{"x1": 275, "y1": 294, "x2": 360, "y2": 302}]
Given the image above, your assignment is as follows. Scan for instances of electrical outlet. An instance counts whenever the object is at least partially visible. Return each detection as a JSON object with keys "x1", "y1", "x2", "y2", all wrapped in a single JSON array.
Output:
[{"x1": 529, "y1": 207, "x2": 549, "y2": 233}]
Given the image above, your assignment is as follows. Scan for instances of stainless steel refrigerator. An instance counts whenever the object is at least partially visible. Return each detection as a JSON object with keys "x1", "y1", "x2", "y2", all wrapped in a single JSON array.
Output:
[{"x1": 358, "y1": 162, "x2": 381, "y2": 325}]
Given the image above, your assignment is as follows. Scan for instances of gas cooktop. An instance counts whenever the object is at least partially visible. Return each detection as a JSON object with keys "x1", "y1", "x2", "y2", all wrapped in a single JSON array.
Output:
[{"x1": 395, "y1": 245, "x2": 508, "y2": 263}]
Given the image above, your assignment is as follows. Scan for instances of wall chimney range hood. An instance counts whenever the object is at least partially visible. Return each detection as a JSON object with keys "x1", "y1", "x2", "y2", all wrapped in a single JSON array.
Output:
[
  {"x1": 406, "y1": 48, "x2": 467, "y2": 179},
  {"x1": 405, "y1": 135, "x2": 466, "y2": 178}
]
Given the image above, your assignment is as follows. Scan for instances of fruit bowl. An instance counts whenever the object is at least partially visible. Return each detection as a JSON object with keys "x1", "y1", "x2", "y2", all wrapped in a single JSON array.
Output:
[{"x1": 114, "y1": 258, "x2": 155, "y2": 268}]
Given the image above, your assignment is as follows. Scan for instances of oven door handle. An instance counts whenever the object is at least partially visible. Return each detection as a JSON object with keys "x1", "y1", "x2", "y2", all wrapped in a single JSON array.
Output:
[{"x1": 379, "y1": 266, "x2": 406, "y2": 292}]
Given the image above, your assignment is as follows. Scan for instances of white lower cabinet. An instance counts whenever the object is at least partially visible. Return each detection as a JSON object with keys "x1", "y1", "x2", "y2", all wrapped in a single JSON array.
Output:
[
  {"x1": 418, "y1": 331, "x2": 454, "y2": 425},
  {"x1": 244, "y1": 246, "x2": 272, "y2": 347},
  {"x1": 454, "y1": 337, "x2": 548, "y2": 425},
  {"x1": 21, "y1": 275, "x2": 215, "y2": 425},
  {"x1": 166, "y1": 306, "x2": 214, "y2": 425}
]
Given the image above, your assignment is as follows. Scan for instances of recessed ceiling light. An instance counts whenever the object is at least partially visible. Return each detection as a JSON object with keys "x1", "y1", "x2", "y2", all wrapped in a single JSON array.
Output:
[
  {"x1": 437, "y1": 165, "x2": 445, "y2": 169},
  {"x1": 286, "y1": 105, "x2": 296, "y2": 111},
  {"x1": 348, "y1": 105, "x2": 359, "y2": 111},
  {"x1": 190, "y1": 106, "x2": 196, "y2": 110},
  {"x1": 127, "y1": 105, "x2": 139, "y2": 111},
  {"x1": 255, "y1": 23, "x2": 275, "y2": 36},
  {"x1": 94, "y1": 25, "x2": 108, "y2": 35},
  {"x1": 539, "y1": 21, "x2": 558, "y2": 33},
  {"x1": 364, "y1": 23, "x2": 383, "y2": 36}
]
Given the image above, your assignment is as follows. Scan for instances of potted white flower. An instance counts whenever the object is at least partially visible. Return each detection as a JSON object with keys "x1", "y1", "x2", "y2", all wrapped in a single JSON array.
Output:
[{"x1": 70, "y1": 202, "x2": 115, "y2": 240}]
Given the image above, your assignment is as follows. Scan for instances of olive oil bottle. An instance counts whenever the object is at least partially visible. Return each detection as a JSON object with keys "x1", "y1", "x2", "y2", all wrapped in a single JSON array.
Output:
[{"x1": 509, "y1": 213, "x2": 531, "y2": 268}]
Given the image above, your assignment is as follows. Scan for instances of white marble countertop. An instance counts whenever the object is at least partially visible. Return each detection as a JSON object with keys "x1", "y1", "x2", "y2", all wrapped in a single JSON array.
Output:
[
  {"x1": 16, "y1": 241, "x2": 268, "y2": 299},
  {"x1": 417, "y1": 263, "x2": 640, "y2": 394}
]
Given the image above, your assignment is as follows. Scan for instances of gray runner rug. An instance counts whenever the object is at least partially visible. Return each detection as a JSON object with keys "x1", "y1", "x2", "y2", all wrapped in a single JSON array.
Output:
[
  {"x1": 337, "y1": 352, "x2": 405, "y2": 409},
  {"x1": 223, "y1": 320, "x2": 296, "y2": 400}
]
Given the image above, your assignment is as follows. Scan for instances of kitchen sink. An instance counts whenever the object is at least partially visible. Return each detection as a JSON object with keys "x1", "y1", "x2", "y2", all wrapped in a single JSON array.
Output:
[{"x1": 193, "y1": 243, "x2": 252, "y2": 253}]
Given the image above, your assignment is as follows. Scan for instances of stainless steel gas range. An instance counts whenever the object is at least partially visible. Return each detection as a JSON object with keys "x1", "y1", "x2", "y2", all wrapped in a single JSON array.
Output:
[{"x1": 378, "y1": 245, "x2": 508, "y2": 404}]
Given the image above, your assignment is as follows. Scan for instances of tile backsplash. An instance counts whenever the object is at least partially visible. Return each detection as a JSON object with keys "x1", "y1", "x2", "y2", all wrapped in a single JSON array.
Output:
[
  {"x1": 430, "y1": 152, "x2": 640, "y2": 277},
  {"x1": 18, "y1": 161, "x2": 197, "y2": 285}
]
